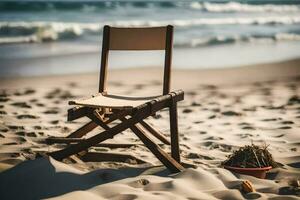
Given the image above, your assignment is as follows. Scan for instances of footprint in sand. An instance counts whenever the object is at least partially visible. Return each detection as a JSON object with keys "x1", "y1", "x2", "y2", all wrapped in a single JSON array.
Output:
[
  {"x1": 128, "y1": 179, "x2": 150, "y2": 188},
  {"x1": 44, "y1": 88, "x2": 61, "y2": 99},
  {"x1": 11, "y1": 102, "x2": 31, "y2": 108},
  {"x1": 242, "y1": 126, "x2": 255, "y2": 130},
  {"x1": 29, "y1": 99, "x2": 38, "y2": 103},
  {"x1": 281, "y1": 121, "x2": 294, "y2": 125},
  {"x1": 222, "y1": 111, "x2": 241, "y2": 116},
  {"x1": 204, "y1": 136, "x2": 223, "y2": 140},
  {"x1": 203, "y1": 141, "x2": 233, "y2": 152},
  {"x1": 208, "y1": 101, "x2": 219, "y2": 105},
  {"x1": 208, "y1": 115, "x2": 216, "y2": 119},
  {"x1": 182, "y1": 108, "x2": 193, "y2": 113},
  {"x1": 50, "y1": 120, "x2": 59, "y2": 125},
  {"x1": 211, "y1": 108, "x2": 220, "y2": 112},
  {"x1": 15, "y1": 131, "x2": 36, "y2": 137},
  {"x1": 290, "y1": 148, "x2": 297, "y2": 152},
  {"x1": 274, "y1": 134, "x2": 285, "y2": 138},
  {"x1": 0, "y1": 110, "x2": 7, "y2": 115},
  {"x1": 37, "y1": 132, "x2": 45, "y2": 136},
  {"x1": 199, "y1": 84, "x2": 217, "y2": 90},
  {"x1": 16, "y1": 114, "x2": 39, "y2": 119},
  {"x1": 14, "y1": 88, "x2": 35, "y2": 96},
  {"x1": 45, "y1": 88, "x2": 76, "y2": 100},
  {"x1": 286, "y1": 83, "x2": 297, "y2": 91},
  {"x1": 53, "y1": 100, "x2": 61, "y2": 104},
  {"x1": 263, "y1": 105, "x2": 285, "y2": 110},
  {"x1": 0, "y1": 97, "x2": 10, "y2": 102},
  {"x1": 261, "y1": 118, "x2": 280, "y2": 122},
  {"x1": 238, "y1": 122, "x2": 251, "y2": 126},
  {"x1": 279, "y1": 186, "x2": 300, "y2": 195},
  {"x1": 191, "y1": 102, "x2": 201, "y2": 107},
  {"x1": 238, "y1": 133, "x2": 252, "y2": 139},
  {"x1": 36, "y1": 103, "x2": 45, "y2": 107},
  {"x1": 243, "y1": 107, "x2": 257, "y2": 112},
  {"x1": 287, "y1": 95, "x2": 300, "y2": 105},
  {"x1": 0, "y1": 127, "x2": 9, "y2": 132},
  {"x1": 33, "y1": 125, "x2": 42, "y2": 130},
  {"x1": 186, "y1": 152, "x2": 214, "y2": 160},
  {"x1": 43, "y1": 109, "x2": 59, "y2": 114},
  {"x1": 278, "y1": 126, "x2": 292, "y2": 129},
  {"x1": 3, "y1": 142, "x2": 18, "y2": 145},
  {"x1": 59, "y1": 91, "x2": 76, "y2": 100},
  {"x1": 8, "y1": 125, "x2": 25, "y2": 130}
]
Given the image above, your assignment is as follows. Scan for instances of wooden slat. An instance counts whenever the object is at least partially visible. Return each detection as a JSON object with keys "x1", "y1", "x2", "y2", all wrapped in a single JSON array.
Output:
[
  {"x1": 139, "y1": 120, "x2": 170, "y2": 145},
  {"x1": 46, "y1": 137, "x2": 139, "y2": 148},
  {"x1": 109, "y1": 26, "x2": 167, "y2": 50},
  {"x1": 46, "y1": 137, "x2": 82, "y2": 144},
  {"x1": 69, "y1": 93, "x2": 150, "y2": 109},
  {"x1": 48, "y1": 105, "x2": 150, "y2": 160},
  {"x1": 68, "y1": 91, "x2": 183, "y2": 111},
  {"x1": 67, "y1": 121, "x2": 97, "y2": 138},
  {"x1": 169, "y1": 102, "x2": 180, "y2": 163},
  {"x1": 99, "y1": 25, "x2": 110, "y2": 93},
  {"x1": 67, "y1": 107, "x2": 90, "y2": 121},
  {"x1": 163, "y1": 25, "x2": 173, "y2": 95}
]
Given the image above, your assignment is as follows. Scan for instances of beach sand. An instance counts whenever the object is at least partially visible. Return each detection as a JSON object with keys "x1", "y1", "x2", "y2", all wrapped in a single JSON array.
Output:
[{"x1": 0, "y1": 59, "x2": 300, "y2": 199}]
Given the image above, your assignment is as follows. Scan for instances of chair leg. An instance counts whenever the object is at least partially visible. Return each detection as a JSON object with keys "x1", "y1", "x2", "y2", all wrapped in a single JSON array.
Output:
[
  {"x1": 67, "y1": 121, "x2": 97, "y2": 138},
  {"x1": 139, "y1": 120, "x2": 171, "y2": 145},
  {"x1": 169, "y1": 103, "x2": 180, "y2": 163},
  {"x1": 48, "y1": 108, "x2": 149, "y2": 161},
  {"x1": 129, "y1": 123, "x2": 184, "y2": 173}
]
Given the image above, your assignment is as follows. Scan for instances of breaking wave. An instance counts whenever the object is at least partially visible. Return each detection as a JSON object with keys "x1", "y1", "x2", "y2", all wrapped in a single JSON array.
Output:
[
  {"x1": 1, "y1": 14, "x2": 300, "y2": 43},
  {"x1": 175, "y1": 33, "x2": 300, "y2": 48},
  {"x1": 189, "y1": 1, "x2": 300, "y2": 12},
  {"x1": 1, "y1": 20, "x2": 300, "y2": 47}
]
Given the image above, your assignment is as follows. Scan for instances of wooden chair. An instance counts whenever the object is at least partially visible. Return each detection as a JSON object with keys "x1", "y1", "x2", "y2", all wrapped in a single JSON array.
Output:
[{"x1": 47, "y1": 25, "x2": 185, "y2": 173}]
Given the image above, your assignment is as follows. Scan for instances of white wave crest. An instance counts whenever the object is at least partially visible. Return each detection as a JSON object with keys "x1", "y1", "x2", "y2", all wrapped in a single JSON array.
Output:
[
  {"x1": 1, "y1": 19, "x2": 300, "y2": 45},
  {"x1": 190, "y1": 1, "x2": 300, "y2": 13},
  {"x1": 1, "y1": 15, "x2": 299, "y2": 34}
]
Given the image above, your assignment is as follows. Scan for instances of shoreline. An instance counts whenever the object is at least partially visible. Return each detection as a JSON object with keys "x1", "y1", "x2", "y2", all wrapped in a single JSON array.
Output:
[
  {"x1": 1, "y1": 41, "x2": 300, "y2": 78},
  {"x1": 1, "y1": 57, "x2": 300, "y2": 90}
]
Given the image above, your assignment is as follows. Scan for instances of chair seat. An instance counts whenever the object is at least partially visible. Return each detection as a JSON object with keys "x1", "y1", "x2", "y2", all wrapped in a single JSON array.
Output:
[{"x1": 69, "y1": 93, "x2": 160, "y2": 109}]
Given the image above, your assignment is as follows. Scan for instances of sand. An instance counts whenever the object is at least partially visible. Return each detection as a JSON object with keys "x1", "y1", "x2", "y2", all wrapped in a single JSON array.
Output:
[{"x1": 0, "y1": 58, "x2": 300, "y2": 199}]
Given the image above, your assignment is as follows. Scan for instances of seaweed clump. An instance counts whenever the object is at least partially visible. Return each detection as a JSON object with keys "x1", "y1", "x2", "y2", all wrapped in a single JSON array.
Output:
[{"x1": 222, "y1": 143, "x2": 277, "y2": 168}]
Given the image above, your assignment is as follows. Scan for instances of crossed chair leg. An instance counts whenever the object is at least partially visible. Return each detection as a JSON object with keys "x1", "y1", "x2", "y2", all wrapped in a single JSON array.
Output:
[{"x1": 47, "y1": 100, "x2": 184, "y2": 173}]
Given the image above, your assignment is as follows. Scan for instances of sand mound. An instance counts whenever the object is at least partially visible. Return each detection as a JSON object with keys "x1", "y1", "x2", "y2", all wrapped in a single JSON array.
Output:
[{"x1": 1, "y1": 157, "x2": 299, "y2": 200}]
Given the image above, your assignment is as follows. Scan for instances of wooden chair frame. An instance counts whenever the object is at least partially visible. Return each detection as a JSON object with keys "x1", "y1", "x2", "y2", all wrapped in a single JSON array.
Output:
[{"x1": 47, "y1": 25, "x2": 185, "y2": 173}]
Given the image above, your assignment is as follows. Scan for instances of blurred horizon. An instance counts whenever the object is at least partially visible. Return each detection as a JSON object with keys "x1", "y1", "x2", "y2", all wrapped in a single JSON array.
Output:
[{"x1": 1, "y1": 0, "x2": 300, "y2": 77}]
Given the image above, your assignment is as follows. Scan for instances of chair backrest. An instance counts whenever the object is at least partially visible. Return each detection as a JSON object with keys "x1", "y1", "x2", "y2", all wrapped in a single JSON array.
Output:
[{"x1": 99, "y1": 25, "x2": 173, "y2": 95}]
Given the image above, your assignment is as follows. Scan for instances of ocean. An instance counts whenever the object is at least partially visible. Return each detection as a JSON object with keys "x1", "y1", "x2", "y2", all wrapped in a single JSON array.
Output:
[{"x1": 1, "y1": 0, "x2": 300, "y2": 77}]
